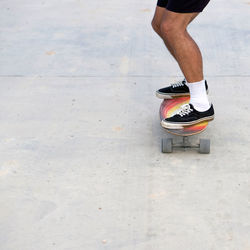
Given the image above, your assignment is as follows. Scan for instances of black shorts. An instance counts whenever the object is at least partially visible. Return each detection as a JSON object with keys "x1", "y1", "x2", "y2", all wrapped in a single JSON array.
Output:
[{"x1": 157, "y1": 0, "x2": 210, "y2": 13}]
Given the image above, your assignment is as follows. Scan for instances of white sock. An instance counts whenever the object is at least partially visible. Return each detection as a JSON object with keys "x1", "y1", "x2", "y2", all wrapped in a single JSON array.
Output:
[{"x1": 186, "y1": 80, "x2": 210, "y2": 112}]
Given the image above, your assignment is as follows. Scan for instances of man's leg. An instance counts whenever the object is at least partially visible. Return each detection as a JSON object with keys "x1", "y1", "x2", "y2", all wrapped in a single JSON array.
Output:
[
  {"x1": 152, "y1": 5, "x2": 214, "y2": 127},
  {"x1": 152, "y1": 8, "x2": 199, "y2": 62},
  {"x1": 160, "y1": 10, "x2": 202, "y2": 83},
  {"x1": 151, "y1": 7, "x2": 177, "y2": 60},
  {"x1": 159, "y1": 10, "x2": 210, "y2": 112},
  {"x1": 151, "y1": 6, "x2": 165, "y2": 38}
]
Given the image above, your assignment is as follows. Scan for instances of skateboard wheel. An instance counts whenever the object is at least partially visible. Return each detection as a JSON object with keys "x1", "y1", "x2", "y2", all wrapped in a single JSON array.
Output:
[
  {"x1": 162, "y1": 138, "x2": 173, "y2": 153},
  {"x1": 199, "y1": 139, "x2": 210, "y2": 154}
]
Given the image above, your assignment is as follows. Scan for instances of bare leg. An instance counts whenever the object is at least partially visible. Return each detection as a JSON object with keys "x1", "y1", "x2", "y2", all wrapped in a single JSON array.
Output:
[
  {"x1": 160, "y1": 10, "x2": 203, "y2": 83},
  {"x1": 152, "y1": 8, "x2": 213, "y2": 117},
  {"x1": 151, "y1": 7, "x2": 177, "y2": 60}
]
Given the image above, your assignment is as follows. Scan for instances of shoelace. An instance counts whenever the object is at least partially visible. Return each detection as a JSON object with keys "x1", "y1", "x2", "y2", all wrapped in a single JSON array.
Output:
[
  {"x1": 172, "y1": 80, "x2": 185, "y2": 88},
  {"x1": 177, "y1": 104, "x2": 193, "y2": 117}
]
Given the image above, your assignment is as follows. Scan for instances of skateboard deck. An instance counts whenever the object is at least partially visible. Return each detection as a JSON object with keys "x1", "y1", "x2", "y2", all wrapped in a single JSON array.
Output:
[{"x1": 159, "y1": 96, "x2": 208, "y2": 136}]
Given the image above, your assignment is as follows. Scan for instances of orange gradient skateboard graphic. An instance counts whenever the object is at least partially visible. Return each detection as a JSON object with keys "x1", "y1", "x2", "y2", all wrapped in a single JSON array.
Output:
[
  {"x1": 159, "y1": 96, "x2": 208, "y2": 136},
  {"x1": 159, "y1": 96, "x2": 210, "y2": 154}
]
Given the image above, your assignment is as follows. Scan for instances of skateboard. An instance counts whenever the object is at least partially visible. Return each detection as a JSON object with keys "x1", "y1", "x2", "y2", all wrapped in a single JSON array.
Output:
[{"x1": 159, "y1": 96, "x2": 210, "y2": 154}]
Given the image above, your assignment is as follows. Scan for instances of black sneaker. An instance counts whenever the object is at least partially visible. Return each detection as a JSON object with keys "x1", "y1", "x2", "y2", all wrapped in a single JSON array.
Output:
[
  {"x1": 156, "y1": 79, "x2": 208, "y2": 99},
  {"x1": 161, "y1": 103, "x2": 215, "y2": 129}
]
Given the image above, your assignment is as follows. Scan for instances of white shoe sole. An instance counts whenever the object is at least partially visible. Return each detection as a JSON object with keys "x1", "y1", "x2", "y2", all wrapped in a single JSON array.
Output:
[
  {"x1": 161, "y1": 115, "x2": 214, "y2": 129},
  {"x1": 155, "y1": 90, "x2": 209, "y2": 99},
  {"x1": 156, "y1": 91, "x2": 189, "y2": 99}
]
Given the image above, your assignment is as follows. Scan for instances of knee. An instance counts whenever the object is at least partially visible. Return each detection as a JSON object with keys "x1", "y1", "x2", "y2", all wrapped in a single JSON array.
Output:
[
  {"x1": 160, "y1": 21, "x2": 180, "y2": 40},
  {"x1": 151, "y1": 19, "x2": 161, "y2": 35}
]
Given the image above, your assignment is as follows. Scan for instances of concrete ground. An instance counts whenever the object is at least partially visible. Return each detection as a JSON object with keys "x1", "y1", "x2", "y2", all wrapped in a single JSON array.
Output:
[{"x1": 0, "y1": 0, "x2": 250, "y2": 249}]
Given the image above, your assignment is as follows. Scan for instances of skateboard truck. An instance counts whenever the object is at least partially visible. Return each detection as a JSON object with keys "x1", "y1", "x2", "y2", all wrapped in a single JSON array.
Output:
[{"x1": 161, "y1": 136, "x2": 210, "y2": 154}]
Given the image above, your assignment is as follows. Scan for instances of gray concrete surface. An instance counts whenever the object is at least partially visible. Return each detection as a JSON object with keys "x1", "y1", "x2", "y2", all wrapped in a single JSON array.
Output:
[{"x1": 0, "y1": 0, "x2": 250, "y2": 249}]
